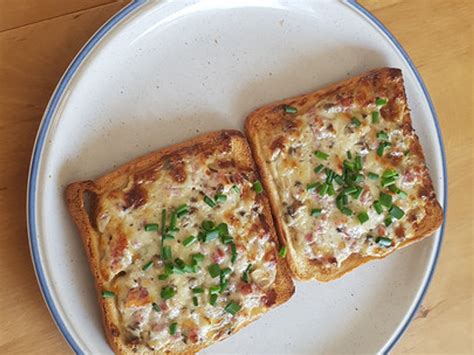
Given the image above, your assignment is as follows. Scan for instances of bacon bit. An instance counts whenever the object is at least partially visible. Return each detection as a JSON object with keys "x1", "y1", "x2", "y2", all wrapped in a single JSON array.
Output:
[
  {"x1": 238, "y1": 282, "x2": 253, "y2": 295},
  {"x1": 340, "y1": 96, "x2": 353, "y2": 107},
  {"x1": 167, "y1": 160, "x2": 187, "y2": 183},
  {"x1": 261, "y1": 289, "x2": 277, "y2": 307},
  {"x1": 404, "y1": 166, "x2": 423, "y2": 183},
  {"x1": 270, "y1": 136, "x2": 286, "y2": 153},
  {"x1": 218, "y1": 160, "x2": 235, "y2": 169},
  {"x1": 123, "y1": 185, "x2": 147, "y2": 210},
  {"x1": 159, "y1": 302, "x2": 169, "y2": 312},
  {"x1": 360, "y1": 187, "x2": 372, "y2": 205},
  {"x1": 395, "y1": 225, "x2": 405, "y2": 238},
  {"x1": 151, "y1": 323, "x2": 166, "y2": 332},
  {"x1": 110, "y1": 324, "x2": 120, "y2": 337},
  {"x1": 231, "y1": 172, "x2": 245, "y2": 185},
  {"x1": 305, "y1": 233, "x2": 314, "y2": 242},
  {"x1": 212, "y1": 247, "x2": 226, "y2": 264},
  {"x1": 263, "y1": 248, "x2": 276, "y2": 262},
  {"x1": 125, "y1": 287, "x2": 151, "y2": 308},
  {"x1": 380, "y1": 101, "x2": 399, "y2": 121},
  {"x1": 377, "y1": 225, "x2": 387, "y2": 236},
  {"x1": 418, "y1": 185, "x2": 434, "y2": 199},
  {"x1": 110, "y1": 232, "x2": 128, "y2": 269},
  {"x1": 309, "y1": 115, "x2": 324, "y2": 135},
  {"x1": 188, "y1": 328, "x2": 199, "y2": 343}
]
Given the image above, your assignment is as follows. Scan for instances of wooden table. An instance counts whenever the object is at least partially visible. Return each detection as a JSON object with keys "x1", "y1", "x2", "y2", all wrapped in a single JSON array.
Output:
[{"x1": 0, "y1": 0, "x2": 472, "y2": 353}]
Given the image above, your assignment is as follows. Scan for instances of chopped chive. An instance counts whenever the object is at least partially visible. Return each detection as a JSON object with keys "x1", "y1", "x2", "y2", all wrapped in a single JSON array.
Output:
[
  {"x1": 202, "y1": 220, "x2": 215, "y2": 231},
  {"x1": 193, "y1": 287, "x2": 204, "y2": 294},
  {"x1": 397, "y1": 190, "x2": 408, "y2": 199},
  {"x1": 357, "y1": 212, "x2": 369, "y2": 224},
  {"x1": 161, "y1": 286, "x2": 176, "y2": 300},
  {"x1": 343, "y1": 160, "x2": 355, "y2": 171},
  {"x1": 221, "y1": 267, "x2": 232, "y2": 276},
  {"x1": 192, "y1": 296, "x2": 199, "y2": 307},
  {"x1": 377, "y1": 131, "x2": 389, "y2": 141},
  {"x1": 346, "y1": 150, "x2": 353, "y2": 159},
  {"x1": 389, "y1": 205, "x2": 405, "y2": 219},
  {"x1": 351, "y1": 186, "x2": 363, "y2": 200},
  {"x1": 169, "y1": 211, "x2": 177, "y2": 230},
  {"x1": 311, "y1": 208, "x2": 322, "y2": 217},
  {"x1": 382, "y1": 169, "x2": 399, "y2": 178},
  {"x1": 162, "y1": 246, "x2": 172, "y2": 261},
  {"x1": 209, "y1": 293, "x2": 218, "y2": 306},
  {"x1": 169, "y1": 322, "x2": 177, "y2": 335},
  {"x1": 314, "y1": 150, "x2": 329, "y2": 160},
  {"x1": 341, "y1": 207, "x2": 353, "y2": 216},
  {"x1": 377, "y1": 143, "x2": 385, "y2": 157},
  {"x1": 158, "y1": 274, "x2": 169, "y2": 280},
  {"x1": 219, "y1": 277, "x2": 228, "y2": 293},
  {"x1": 224, "y1": 302, "x2": 241, "y2": 316},
  {"x1": 142, "y1": 261, "x2": 153, "y2": 271},
  {"x1": 209, "y1": 285, "x2": 221, "y2": 294},
  {"x1": 204, "y1": 195, "x2": 216, "y2": 208},
  {"x1": 355, "y1": 155, "x2": 363, "y2": 170},
  {"x1": 373, "y1": 201, "x2": 383, "y2": 214},
  {"x1": 384, "y1": 216, "x2": 393, "y2": 226},
  {"x1": 318, "y1": 183, "x2": 329, "y2": 196},
  {"x1": 253, "y1": 180, "x2": 264, "y2": 194},
  {"x1": 351, "y1": 117, "x2": 361, "y2": 127},
  {"x1": 215, "y1": 193, "x2": 227, "y2": 203},
  {"x1": 174, "y1": 258, "x2": 186, "y2": 270},
  {"x1": 163, "y1": 233, "x2": 175, "y2": 240},
  {"x1": 144, "y1": 223, "x2": 159, "y2": 232},
  {"x1": 182, "y1": 264, "x2": 196, "y2": 273},
  {"x1": 379, "y1": 192, "x2": 392, "y2": 208},
  {"x1": 334, "y1": 175, "x2": 345, "y2": 185},
  {"x1": 354, "y1": 174, "x2": 364, "y2": 183},
  {"x1": 376, "y1": 236, "x2": 392, "y2": 247},
  {"x1": 368, "y1": 172, "x2": 379, "y2": 180},
  {"x1": 204, "y1": 229, "x2": 219, "y2": 242},
  {"x1": 325, "y1": 168, "x2": 335, "y2": 184},
  {"x1": 372, "y1": 111, "x2": 380, "y2": 123},
  {"x1": 192, "y1": 253, "x2": 205, "y2": 263},
  {"x1": 343, "y1": 186, "x2": 358, "y2": 195},
  {"x1": 208, "y1": 263, "x2": 221, "y2": 278},
  {"x1": 176, "y1": 204, "x2": 189, "y2": 217},
  {"x1": 376, "y1": 97, "x2": 388, "y2": 107},
  {"x1": 284, "y1": 105, "x2": 298, "y2": 114},
  {"x1": 232, "y1": 185, "x2": 240, "y2": 193},
  {"x1": 230, "y1": 243, "x2": 237, "y2": 264},
  {"x1": 314, "y1": 164, "x2": 325, "y2": 173},
  {"x1": 101, "y1": 290, "x2": 115, "y2": 298},
  {"x1": 327, "y1": 183, "x2": 336, "y2": 196},
  {"x1": 404, "y1": 149, "x2": 411, "y2": 156},
  {"x1": 242, "y1": 264, "x2": 252, "y2": 283},
  {"x1": 279, "y1": 246, "x2": 287, "y2": 258},
  {"x1": 381, "y1": 176, "x2": 397, "y2": 188},
  {"x1": 217, "y1": 223, "x2": 229, "y2": 237},
  {"x1": 307, "y1": 182, "x2": 319, "y2": 192},
  {"x1": 183, "y1": 235, "x2": 197, "y2": 247},
  {"x1": 152, "y1": 302, "x2": 161, "y2": 312},
  {"x1": 336, "y1": 194, "x2": 345, "y2": 210}
]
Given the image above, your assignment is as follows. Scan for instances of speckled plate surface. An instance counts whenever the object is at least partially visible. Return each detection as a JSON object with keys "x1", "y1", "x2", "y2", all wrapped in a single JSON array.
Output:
[{"x1": 28, "y1": 1, "x2": 446, "y2": 353}]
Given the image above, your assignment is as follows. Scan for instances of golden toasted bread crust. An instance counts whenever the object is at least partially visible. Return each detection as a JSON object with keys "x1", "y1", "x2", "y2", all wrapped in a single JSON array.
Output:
[
  {"x1": 245, "y1": 68, "x2": 443, "y2": 282},
  {"x1": 66, "y1": 130, "x2": 295, "y2": 354}
]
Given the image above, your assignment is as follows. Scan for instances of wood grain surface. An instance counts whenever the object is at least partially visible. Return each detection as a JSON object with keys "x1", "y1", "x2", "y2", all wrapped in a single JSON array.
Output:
[{"x1": 0, "y1": 0, "x2": 472, "y2": 353}]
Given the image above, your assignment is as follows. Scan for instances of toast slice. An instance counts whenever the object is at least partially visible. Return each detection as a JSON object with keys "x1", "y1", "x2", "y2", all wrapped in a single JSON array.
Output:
[
  {"x1": 245, "y1": 68, "x2": 443, "y2": 282},
  {"x1": 66, "y1": 130, "x2": 294, "y2": 354}
]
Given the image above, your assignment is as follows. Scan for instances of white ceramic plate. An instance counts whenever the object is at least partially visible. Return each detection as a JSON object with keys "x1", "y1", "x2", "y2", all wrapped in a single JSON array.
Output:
[{"x1": 28, "y1": 1, "x2": 447, "y2": 353}]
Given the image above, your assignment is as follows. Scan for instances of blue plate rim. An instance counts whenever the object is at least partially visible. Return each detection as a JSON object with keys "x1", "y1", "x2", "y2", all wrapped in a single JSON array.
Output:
[{"x1": 26, "y1": 1, "x2": 447, "y2": 354}]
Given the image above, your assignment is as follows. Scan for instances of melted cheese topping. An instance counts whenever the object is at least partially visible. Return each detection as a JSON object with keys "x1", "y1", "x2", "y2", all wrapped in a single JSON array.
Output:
[
  {"x1": 262, "y1": 97, "x2": 430, "y2": 268},
  {"x1": 96, "y1": 146, "x2": 277, "y2": 352}
]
